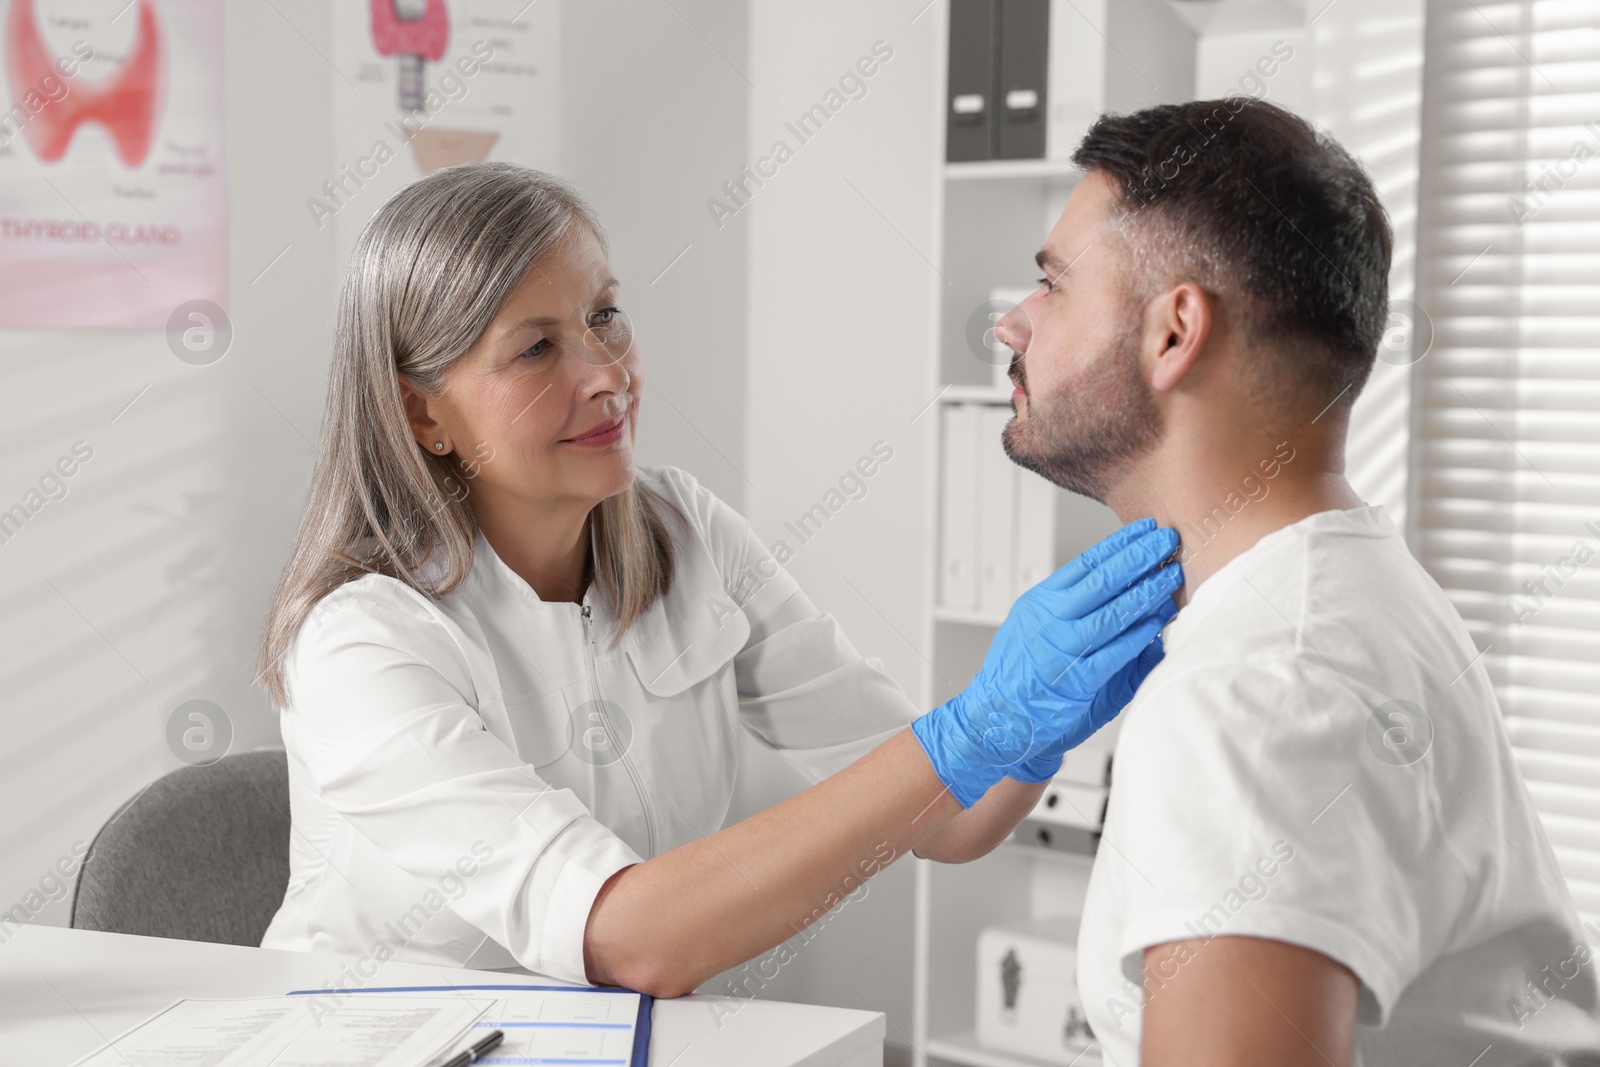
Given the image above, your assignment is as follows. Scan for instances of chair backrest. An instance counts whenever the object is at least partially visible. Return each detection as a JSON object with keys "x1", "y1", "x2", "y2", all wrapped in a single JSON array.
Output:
[{"x1": 70, "y1": 749, "x2": 291, "y2": 947}]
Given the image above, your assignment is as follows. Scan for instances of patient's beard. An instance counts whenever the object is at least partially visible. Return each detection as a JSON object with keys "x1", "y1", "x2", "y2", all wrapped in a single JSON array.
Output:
[{"x1": 1003, "y1": 315, "x2": 1162, "y2": 503}]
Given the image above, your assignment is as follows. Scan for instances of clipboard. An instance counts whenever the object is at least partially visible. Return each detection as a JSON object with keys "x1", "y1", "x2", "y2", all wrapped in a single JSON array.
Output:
[{"x1": 285, "y1": 983, "x2": 654, "y2": 1067}]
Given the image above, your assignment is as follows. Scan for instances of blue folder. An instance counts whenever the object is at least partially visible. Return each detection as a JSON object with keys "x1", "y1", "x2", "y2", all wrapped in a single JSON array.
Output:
[{"x1": 284, "y1": 983, "x2": 653, "y2": 1066}]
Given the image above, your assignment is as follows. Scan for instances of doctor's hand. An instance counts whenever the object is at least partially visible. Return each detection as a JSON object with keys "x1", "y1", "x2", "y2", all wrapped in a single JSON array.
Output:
[
  {"x1": 1006, "y1": 628, "x2": 1168, "y2": 783},
  {"x1": 1001, "y1": 523, "x2": 1180, "y2": 783},
  {"x1": 909, "y1": 518, "x2": 1181, "y2": 808}
]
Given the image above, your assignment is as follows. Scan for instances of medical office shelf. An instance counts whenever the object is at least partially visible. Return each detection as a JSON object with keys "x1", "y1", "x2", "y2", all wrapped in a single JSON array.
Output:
[
  {"x1": 944, "y1": 158, "x2": 1084, "y2": 182},
  {"x1": 926, "y1": 1030, "x2": 1103, "y2": 1067},
  {"x1": 938, "y1": 384, "x2": 1014, "y2": 404},
  {"x1": 932, "y1": 605, "x2": 1007, "y2": 627},
  {"x1": 908, "y1": 3, "x2": 1197, "y2": 1066},
  {"x1": 915, "y1": 135, "x2": 1109, "y2": 1067},
  {"x1": 913, "y1": 825, "x2": 1106, "y2": 1067}
]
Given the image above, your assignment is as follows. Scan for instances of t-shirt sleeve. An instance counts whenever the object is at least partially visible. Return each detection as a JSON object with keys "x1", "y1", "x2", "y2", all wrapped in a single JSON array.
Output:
[
  {"x1": 281, "y1": 579, "x2": 644, "y2": 986},
  {"x1": 1103, "y1": 657, "x2": 1436, "y2": 1026},
  {"x1": 653, "y1": 465, "x2": 922, "y2": 785}
]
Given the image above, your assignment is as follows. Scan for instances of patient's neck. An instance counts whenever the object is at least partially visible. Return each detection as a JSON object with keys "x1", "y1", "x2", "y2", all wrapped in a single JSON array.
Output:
[{"x1": 1104, "y1": 420, "x2": 1365, "y2": 609}]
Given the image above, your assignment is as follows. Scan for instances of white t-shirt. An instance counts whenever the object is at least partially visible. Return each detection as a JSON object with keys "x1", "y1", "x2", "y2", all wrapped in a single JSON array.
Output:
[{"x1": 1077, "y1": 505, "x2": 1600, "y2": 1066}]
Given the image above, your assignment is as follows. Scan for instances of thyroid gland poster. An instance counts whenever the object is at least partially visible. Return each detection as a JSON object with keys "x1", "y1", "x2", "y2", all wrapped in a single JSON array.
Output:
[
  {"x1": 329, "y1": 0, "x2": 559, "y2": 273},
  {"x1": 0, "y1": 0, "x2": 226, "y2": 329}
]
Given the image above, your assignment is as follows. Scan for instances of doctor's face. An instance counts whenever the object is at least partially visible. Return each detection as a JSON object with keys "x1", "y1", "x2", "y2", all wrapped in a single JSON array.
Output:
[
  {"x1": 994, "y1": 169, "x2": 1162, "y2": 502},
  {"x1": 424, "y1": 225, "x2": 642, "y2": 515}
]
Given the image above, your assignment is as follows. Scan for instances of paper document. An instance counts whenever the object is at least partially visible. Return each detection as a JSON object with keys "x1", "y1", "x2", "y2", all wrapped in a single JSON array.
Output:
[
  {"x1": 293, "y1": 985, "x2": 654, "y2": 1067},
  {"x1": 443, "y1": 988, "x2": 642, "y2": 1064},
  {"x1": 66, "y1": 994, "x2": 492, "y2": 1067}
]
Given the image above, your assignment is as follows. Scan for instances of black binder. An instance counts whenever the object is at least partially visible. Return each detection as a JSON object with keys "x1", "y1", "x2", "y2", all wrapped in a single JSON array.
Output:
[
  {"x1": 946, "y1": 0, "x2": 997, "y2": 162},
  {"x1": 945, "y1": 0, "x2": 1050, "y2": 162},
  {"x1": 997, "y1": 0, "x2": 1049, "y2": 160}
]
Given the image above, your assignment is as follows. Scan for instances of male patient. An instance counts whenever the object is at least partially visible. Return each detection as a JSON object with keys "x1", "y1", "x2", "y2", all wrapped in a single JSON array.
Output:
[{"x1": 994, "y1": 98, "x2": 1600, "y2": 1065}]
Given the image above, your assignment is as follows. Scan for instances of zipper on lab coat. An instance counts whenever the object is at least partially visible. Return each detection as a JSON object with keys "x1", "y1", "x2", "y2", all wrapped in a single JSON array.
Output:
[{"x1": 581, "y1": 603, "x2": 656, "y2": 858}]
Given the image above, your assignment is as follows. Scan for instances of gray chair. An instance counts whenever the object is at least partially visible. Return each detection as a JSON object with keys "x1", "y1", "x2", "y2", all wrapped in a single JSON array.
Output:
[{"x1": 70, "y1": 749, "x2": 292, "y2": 947}]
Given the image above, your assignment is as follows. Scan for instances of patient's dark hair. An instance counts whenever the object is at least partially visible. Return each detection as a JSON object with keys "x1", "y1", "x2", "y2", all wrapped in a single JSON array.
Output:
[{"x1": 1072, "y1": 97, "x2": 1392, "y2": 420}]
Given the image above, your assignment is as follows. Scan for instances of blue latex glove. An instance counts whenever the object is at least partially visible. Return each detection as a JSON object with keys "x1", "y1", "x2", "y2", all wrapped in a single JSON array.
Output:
[
  {"x1": 910, "y1": 518, "x2": 1182, "y2": 808},
  {"x1": 1006, "y1": 629, "x2": 1169, "y2": 783},
  {"x1": 1007, "y1": 538, "x2": 1178, "y2": 781}
]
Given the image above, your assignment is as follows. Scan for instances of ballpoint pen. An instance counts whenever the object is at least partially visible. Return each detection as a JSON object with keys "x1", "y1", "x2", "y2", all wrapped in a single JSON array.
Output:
[{"x1": 436, "y1": 1027, "x2": 504, "y2": 1067}]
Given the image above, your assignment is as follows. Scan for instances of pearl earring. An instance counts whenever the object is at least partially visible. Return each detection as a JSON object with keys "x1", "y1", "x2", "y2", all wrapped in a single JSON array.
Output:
[{"x1": 434, "y1": 442, "x2": 444, "y2": 451}]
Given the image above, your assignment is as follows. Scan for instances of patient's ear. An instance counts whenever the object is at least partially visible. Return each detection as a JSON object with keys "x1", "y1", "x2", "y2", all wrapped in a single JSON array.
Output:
[{"x1": 1147, "y1": 282, "x2": 1212, "y2": 394}]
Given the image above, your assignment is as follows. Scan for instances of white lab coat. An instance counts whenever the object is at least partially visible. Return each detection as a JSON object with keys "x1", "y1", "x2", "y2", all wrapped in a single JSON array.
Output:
[{"x1": 258, "y1": 464, "x2": 922, "y2": 985}]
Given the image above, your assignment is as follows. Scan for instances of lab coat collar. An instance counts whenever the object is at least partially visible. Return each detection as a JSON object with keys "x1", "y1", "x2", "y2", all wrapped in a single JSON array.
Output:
[
  {"x1": 461, "y1": 504, "x2": 751, "y2": 698},
  {"x1": 465, "y1": 522, "x2": 597, "y2": 608}
]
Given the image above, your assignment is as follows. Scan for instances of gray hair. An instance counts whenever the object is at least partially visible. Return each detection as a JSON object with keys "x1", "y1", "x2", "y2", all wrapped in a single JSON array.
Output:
[{"x1": 256, "y1": 162, "x2": 685, "y2": 710}]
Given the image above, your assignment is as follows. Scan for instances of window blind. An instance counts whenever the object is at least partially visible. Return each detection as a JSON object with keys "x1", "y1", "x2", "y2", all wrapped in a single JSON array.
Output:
[{"x1": 1413, "y1": 0, "x2": 1600, "y2": 929}]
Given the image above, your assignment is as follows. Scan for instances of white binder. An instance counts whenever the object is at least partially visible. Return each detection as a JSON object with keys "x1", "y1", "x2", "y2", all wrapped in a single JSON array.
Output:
[
  {"x1": 939, "y1": 403, "x2": 980, "y2": 610},
  {"x1": 1014, "y1": 465, "x2": 1056, "y2": 593},
  {"x1": 940, "y1": 401, "x2": 1060, "y2": 619},
  {"x1": 976, "y1": 404, "x2": 1017, "y2": 616}
]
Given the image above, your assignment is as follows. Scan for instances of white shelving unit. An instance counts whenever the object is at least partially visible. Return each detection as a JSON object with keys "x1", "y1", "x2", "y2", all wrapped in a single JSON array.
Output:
[
  {"x1": 944, "y1": 158, "x2": 1084, "y2": 182},
  {"x1": 927, "y1": 1028, "x2": 1098, "y2": 1067},
  {"x1": 908, "y1": 3, "x2": 1197, "y2": 1065},
  {"x1": 913, "y1": 836, "x2": 1110, "y2": 1067}
]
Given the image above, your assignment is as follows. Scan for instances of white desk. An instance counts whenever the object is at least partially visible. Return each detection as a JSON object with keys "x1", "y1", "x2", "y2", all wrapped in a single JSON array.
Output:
[{"x1": 0, "y1": 925, "x2": 883, "y2": 1067}]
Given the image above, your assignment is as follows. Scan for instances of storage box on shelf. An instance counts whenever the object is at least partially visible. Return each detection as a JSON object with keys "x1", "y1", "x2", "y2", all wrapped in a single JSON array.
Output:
[
  {"x1": 976, "y1": 914, "x2": 1093, "y2": 1062},
  {"x1": 917, "y1": 838, "x2": 1106, "y2": 1067}
]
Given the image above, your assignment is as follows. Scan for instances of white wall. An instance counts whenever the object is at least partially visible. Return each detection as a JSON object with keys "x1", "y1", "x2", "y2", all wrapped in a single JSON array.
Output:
[
  {"x1": 710, "y1": 1, "x2": 945, "y2": 1057},
  {"x1": 557, "y1": 0, "x2": 752, "y2": 507},
  {"x1": 0, "y1": 0, "x2": 340, "y2": 930},
  {"x1": 1193, "y1": 1, "x2": 1425, "y2": 537},
  {"x1": 1197, "y1": 27, "x2": 1312, "y2": 113}
]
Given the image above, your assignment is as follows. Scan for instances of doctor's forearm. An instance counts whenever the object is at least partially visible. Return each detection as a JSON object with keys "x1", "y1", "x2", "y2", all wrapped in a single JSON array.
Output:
[
  {"x1": 582, "y1": 726, "x2": 964, "y2": 997},
  {"x1": 910, "y1": 776, "x2": 1049, "y2": 862}
]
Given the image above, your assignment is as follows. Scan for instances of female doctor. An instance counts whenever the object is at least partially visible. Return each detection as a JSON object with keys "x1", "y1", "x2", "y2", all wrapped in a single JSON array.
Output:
[{"x1": 254, "y1": 161, "x2": 1181, "y2": 997}]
